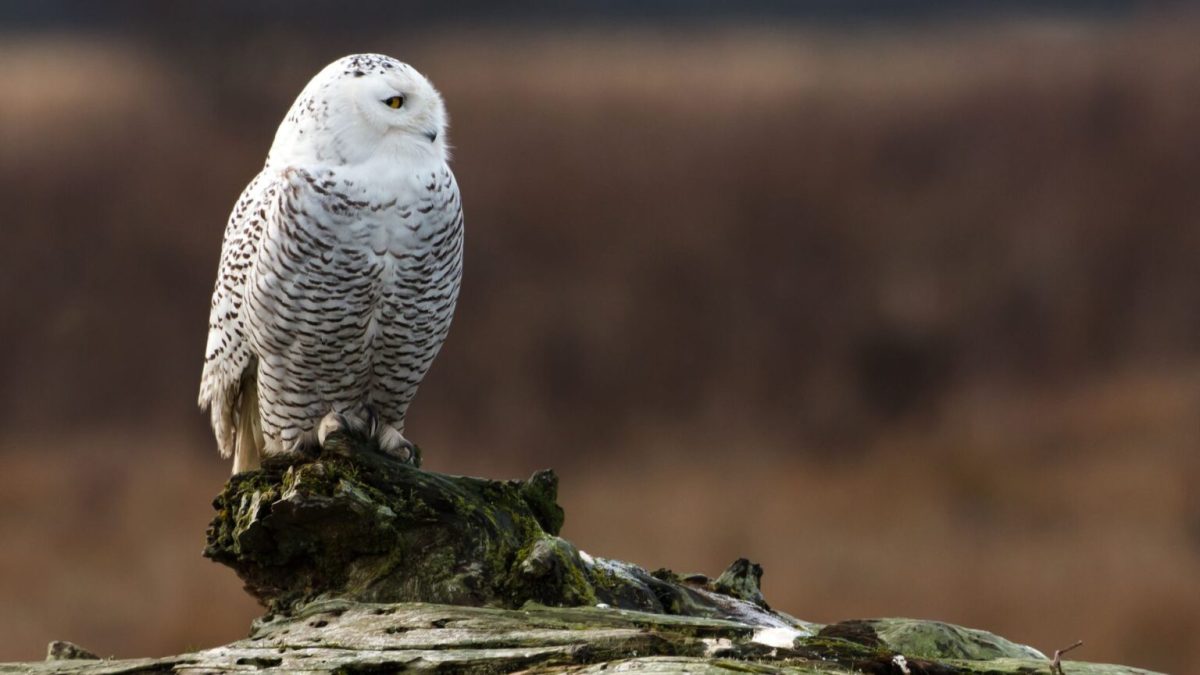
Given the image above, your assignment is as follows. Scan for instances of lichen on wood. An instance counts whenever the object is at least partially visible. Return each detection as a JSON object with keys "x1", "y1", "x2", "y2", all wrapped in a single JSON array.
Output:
[{"x1": 5, "y1": 603, "x2": 1161, "y2": 674}]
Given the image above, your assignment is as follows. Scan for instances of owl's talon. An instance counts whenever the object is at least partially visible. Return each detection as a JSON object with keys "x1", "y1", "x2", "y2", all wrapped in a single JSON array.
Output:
[
  {"x1": 342, "y1": 410, "x2": 372, "y2": 438},
  {"x1": 363, "y1": 404, "x2": 380, "y2": 437},
  {"x1": 378, "y1": 425, "x2": 417, "y2": 464},
  {"x1": 317, "y1": 412, "x2": 350, "y2": 448}
]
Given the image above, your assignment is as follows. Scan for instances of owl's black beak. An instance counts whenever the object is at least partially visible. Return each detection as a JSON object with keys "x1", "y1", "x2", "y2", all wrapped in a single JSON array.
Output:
[{"x1": 424, "y1": 129, "x2": 438, "y2": 142}]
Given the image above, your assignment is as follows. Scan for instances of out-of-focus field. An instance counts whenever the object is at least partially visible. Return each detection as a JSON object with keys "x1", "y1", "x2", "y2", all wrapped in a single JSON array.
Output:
[{"x1": 1, "y1": 21, "x2": 1198, "y2": 672}]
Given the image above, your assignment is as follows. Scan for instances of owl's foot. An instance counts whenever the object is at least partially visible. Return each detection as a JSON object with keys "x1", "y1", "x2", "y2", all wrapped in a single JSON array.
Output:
[
  {"x1": 317, "y1": 412, "x2": 350, "y2": 448},
  {"x1": 377, "y1": 424, "x2": 419, "y2": 466},
  {"x1": 319, "y1": 406, "x2": 419, "y2": 466},
  {"x1": 316, "y1": 410, "x2": 373, "y2": 456},
  {"x1": 263, "y1": 434, "x2": 321, "y2": 471}
]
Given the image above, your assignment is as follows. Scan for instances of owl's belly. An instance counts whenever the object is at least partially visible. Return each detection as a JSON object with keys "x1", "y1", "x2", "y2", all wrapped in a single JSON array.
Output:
[
  {"x1": 254, "y1": 166, "x2": 462, "y2": 447},
  {"x1": 363, "y1": 229, "x2": 461, "y2": 428}
]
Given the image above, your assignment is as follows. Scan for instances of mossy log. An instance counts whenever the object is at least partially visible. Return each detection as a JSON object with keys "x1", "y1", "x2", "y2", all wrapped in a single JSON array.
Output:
[
  {"x1": 2, "y1": 450, "x2": 1162, "y2": 674},
  {"x1": 202, "y1": 449, "x2": 799, "y2": 627}
]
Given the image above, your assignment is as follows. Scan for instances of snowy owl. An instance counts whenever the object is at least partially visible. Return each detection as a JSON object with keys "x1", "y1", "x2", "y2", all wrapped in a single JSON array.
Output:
[{"x1": 199, "y1": 54, "x2": 463, "y2": 474}]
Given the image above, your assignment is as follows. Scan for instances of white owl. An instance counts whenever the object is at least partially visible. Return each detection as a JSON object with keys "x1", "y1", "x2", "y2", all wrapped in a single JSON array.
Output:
[{"x1": 199, "y1": 54, "x2": 463, "y2": 474}]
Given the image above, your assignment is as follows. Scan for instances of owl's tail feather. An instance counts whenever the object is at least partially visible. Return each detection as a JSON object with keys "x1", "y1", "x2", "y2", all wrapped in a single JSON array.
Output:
[{"x1": 232, "y1": 375, "x2": 264, "y2": 475}]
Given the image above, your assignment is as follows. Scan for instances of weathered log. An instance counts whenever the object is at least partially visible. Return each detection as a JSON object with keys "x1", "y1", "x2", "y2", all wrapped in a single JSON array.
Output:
[
  {"x1": 203, "y1": 449, "x2": 800, "y2": 628},
  {"x1": 4, "y1": 603, "x2": 1159, "y2": 674},
  {"x1": 0, "y1": 448, "x2": 1162, "y2": 674}
]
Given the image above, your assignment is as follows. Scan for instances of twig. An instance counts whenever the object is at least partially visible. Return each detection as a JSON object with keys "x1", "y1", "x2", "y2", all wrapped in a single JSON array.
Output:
[{"x1": 1049, "y1": 640, "x2": 1083, "y2": 675}]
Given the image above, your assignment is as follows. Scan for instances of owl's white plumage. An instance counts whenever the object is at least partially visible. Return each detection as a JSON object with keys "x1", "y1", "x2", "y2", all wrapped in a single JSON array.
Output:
[{"x1": 199, "y1": 54, "x2": 463, "y2": 473}]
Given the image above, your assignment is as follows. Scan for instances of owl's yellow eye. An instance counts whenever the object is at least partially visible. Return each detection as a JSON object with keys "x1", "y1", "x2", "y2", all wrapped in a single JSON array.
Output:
[{"x1": 383, "y1": 95, "x2": 405, "y2": 109}]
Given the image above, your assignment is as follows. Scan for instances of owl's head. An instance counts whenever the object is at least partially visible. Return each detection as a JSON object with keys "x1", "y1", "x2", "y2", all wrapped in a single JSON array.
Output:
[{"x1": 269, "y1": 54, "x2": 448, "y2": 167}]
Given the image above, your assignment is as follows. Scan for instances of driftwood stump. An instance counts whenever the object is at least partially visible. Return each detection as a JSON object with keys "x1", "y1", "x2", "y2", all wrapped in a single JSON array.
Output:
[
  {"x1": 204, "y1": 449, "x2": 796, "y2": 628},
  {"x1": 1, "y1": 448, "x2": 1163, "y2": 673}
]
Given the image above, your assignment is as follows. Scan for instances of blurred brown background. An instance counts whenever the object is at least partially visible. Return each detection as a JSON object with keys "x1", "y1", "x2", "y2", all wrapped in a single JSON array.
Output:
[{"x1": 2, "y1": 2, "x2": 1199, "y2": 672}]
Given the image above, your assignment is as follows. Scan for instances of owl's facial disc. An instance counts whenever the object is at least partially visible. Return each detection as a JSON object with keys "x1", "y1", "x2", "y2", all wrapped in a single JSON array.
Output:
[{"x1": 351, "y1": 69, "x2": 445, "y2": 147}]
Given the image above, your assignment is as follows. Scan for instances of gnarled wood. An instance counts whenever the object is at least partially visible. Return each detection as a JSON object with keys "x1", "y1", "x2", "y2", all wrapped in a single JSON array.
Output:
[{"x1": 0, "y1": 450, "x2": 1159, "y2": 674}]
